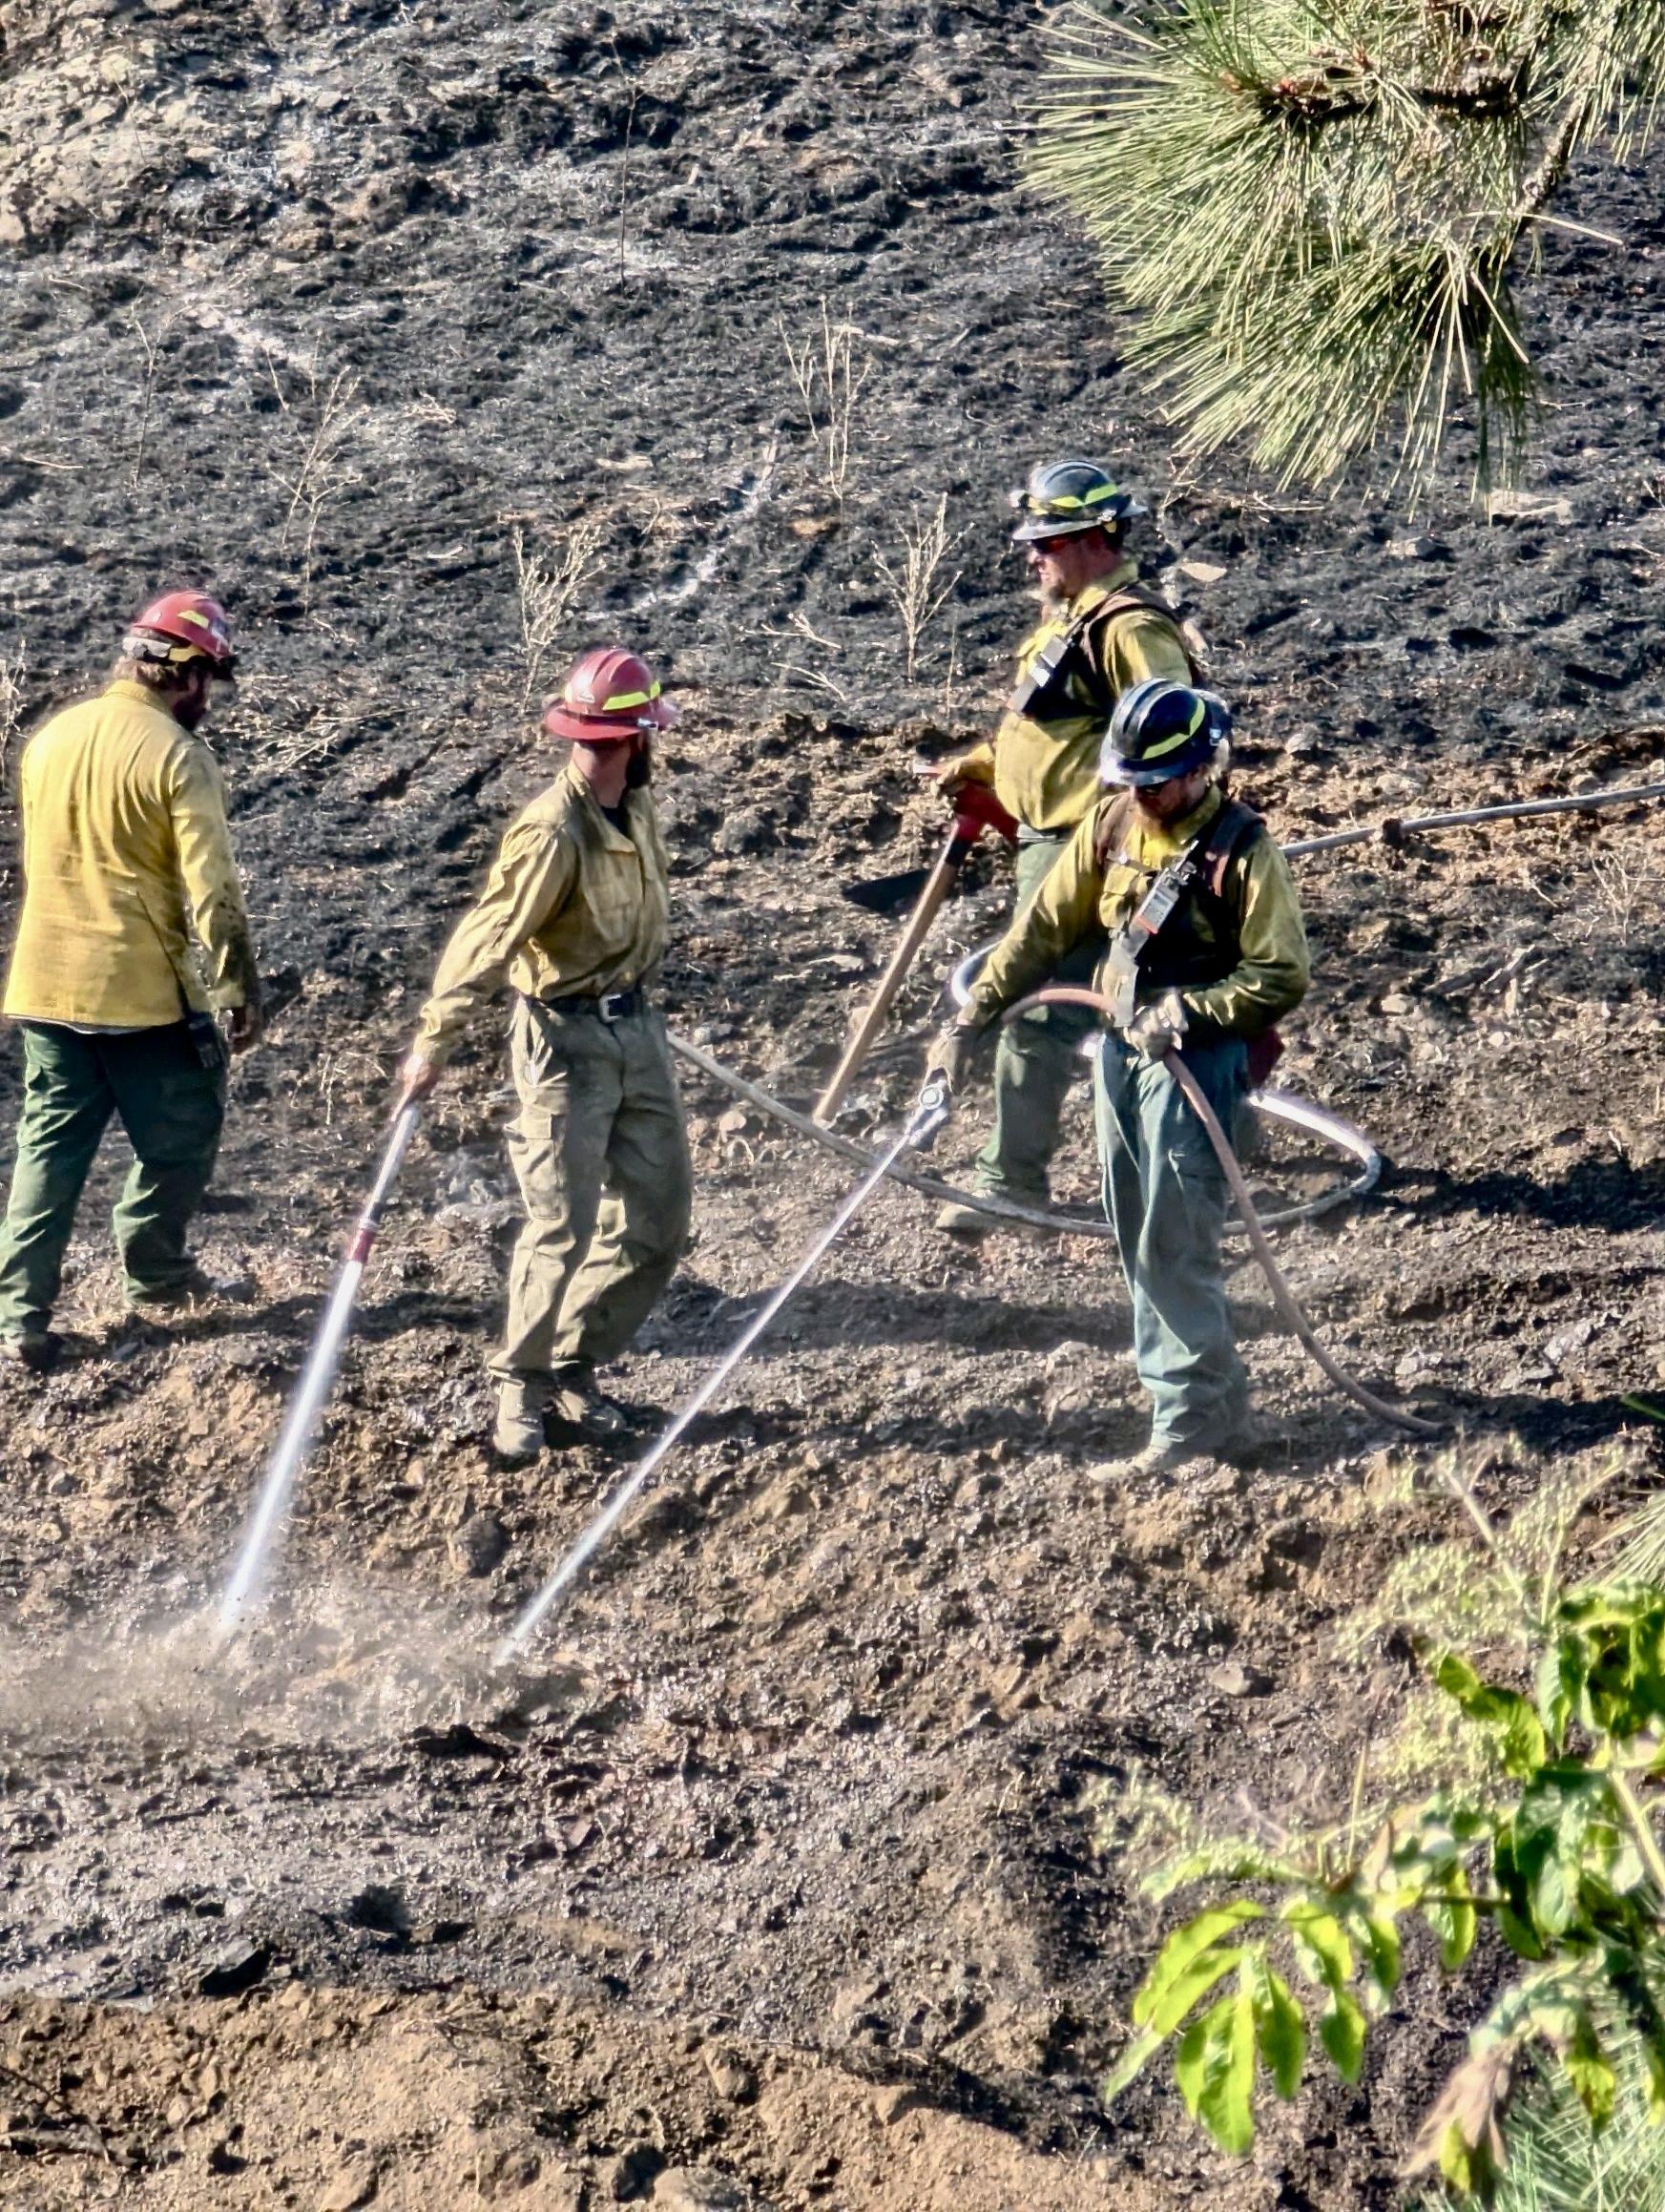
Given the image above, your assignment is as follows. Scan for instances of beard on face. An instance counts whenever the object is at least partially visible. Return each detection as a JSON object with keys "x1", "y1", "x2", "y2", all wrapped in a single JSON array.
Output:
[
  {"x1": 173, "y1": 678, "x2": 211, "y2": 730},
  {"x1": 625, "y1": 737, "x2": 653, "y2": 788}
]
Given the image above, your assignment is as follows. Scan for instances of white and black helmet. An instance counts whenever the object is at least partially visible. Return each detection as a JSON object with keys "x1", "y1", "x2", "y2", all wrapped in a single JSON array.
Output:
[{"x1": 1009, "y1": 458, "x2": 1147, "y2": 543}]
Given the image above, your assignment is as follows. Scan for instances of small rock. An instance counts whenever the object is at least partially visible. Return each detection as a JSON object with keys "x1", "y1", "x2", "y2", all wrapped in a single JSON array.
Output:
[
  {"x1": 701, "y1": 2045, "x2": 757, "y2": 2103},
  {"x1": 1384, "y1": 533, "x2": 1448, "y2": 560},
  {"x1": 716, "y1": 1107, "x2": 749, "y2": 1137},
  {"x1": 654, "y1": 2167, "x2": 759, "y2": 2212},
  {"x1": 320, "y1": 2160, "x2": 379, "y2": 2212},
  {"x1": 1177, "y1": 558, "x2": 1227, "y2": 583},
  {"x1": 712, "y1": 806, "x2": 771, "y2": 856},
  {"x1": 198, "y1": 1946, "x2": 272, "y2": 1998},
  {"x1": 1486, "y1": 489, "x2": 1572, "y2": 525},
  {"x1": 1207, "y1": 1660, "x2": 1268, "y2": 1698},
  {"x1": 448, "y1": 1512, "x2": 508, "y2": 1577}
]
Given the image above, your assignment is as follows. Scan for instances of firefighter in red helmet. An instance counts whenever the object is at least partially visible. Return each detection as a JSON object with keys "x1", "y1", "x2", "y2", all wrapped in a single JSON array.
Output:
[
  {"x1": 398, "y1": 646, "x2": 693, "y2": 1461},
  {"x1": 0, "y1": 591, "x2": 261, "y2": 1368}
]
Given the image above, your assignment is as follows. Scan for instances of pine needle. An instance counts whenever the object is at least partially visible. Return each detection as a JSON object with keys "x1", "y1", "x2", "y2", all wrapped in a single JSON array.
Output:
[{"x1": 1031, "y1": 0, "x2": 1665, "y2": 496}]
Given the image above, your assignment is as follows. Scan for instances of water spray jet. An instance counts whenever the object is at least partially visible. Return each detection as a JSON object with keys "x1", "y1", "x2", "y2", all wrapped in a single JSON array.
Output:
[
  {"x1": 218, "y1": 1106, "x2": 420, "y2": 1634},
  {"x1": 495, "y1": 1082, "x2": 949, "y2": 1663}
]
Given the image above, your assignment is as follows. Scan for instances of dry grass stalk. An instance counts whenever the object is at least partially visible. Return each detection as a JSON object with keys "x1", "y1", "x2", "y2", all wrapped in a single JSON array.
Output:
[
  {"x1": 264, "y1": 351, "x2": 367, "y2": 612},
  {"x1": 780, "y1": 300, "x2": 870, "y2": 505},
  {"x1": 1587, "y1": 844, "x2": 1651, "y2": 947},
  {"x1": 127, "y1": 311, "x2": 166, "y2": 491},
  {"x1": 875, "y1": 495, "x2": 963, "y2": 683},
  {"x1": 0, "y1": 638, "x2": 26, "y2": 785},
  {"x1": 511, "y1": 520, "x2": 604, "y2": 710}
]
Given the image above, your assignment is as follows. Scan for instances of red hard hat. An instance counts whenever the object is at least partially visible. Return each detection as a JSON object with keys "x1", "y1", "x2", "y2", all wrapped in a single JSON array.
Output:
[
  {"x1": 541, "y1": 645, "x2": 677, "y2": 744},
  {"x1": 123, "y1": 591, "x2": 236, "y2": 676}
]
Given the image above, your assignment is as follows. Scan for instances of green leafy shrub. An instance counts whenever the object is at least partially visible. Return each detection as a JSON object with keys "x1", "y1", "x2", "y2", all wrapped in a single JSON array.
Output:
[{"x1": 1103, "y1": 1450, "x2": 1665, "y2": 2201}]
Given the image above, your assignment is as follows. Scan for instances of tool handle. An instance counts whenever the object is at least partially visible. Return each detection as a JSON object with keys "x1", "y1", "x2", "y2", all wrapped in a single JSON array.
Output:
[
  {"x1": 814, "y1": 829, "x2": 969, "y2": 1122},
  {"x1": 949, "y1": 783, "x2": 1019, "y2": 845}
]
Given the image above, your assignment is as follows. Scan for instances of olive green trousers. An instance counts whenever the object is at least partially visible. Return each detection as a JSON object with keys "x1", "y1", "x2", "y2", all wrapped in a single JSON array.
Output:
[
  {"x1": 1093, "y1": 1031, "x2": 1252, "y2": 1454},
  {"x1": 0, "y1": 1019, "x2": 225, "y2": 1335},
  {"x1": 972, "y1": 832, "x2": 1105, "y2": 1202},
  {"x1": 491, "y1": 999, "x2": 693, "y2": 1384}
]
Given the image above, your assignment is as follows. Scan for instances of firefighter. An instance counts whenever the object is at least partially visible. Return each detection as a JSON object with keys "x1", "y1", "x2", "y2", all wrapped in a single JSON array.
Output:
[
  {"x1": 0, "y1": 593, "x2": 262, "y2": 1369},
  {"x1": 397, "y1": 645, "x2": 693, "y2": 1463},
  {"x1": 927, "y1": 457, "x2": 1194, "y2": 1236},
  {"x1": 929, "y1": 681, "x2": 1310, "y2": 1475}
]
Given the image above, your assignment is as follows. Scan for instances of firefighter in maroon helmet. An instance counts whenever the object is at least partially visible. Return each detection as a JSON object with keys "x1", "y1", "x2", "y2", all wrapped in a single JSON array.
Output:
[
  {"x1": 398, "y1": 646, "x2": 694, "y2": 1462},
  {"x1": 0, "y1": 591, "x2": 262, "y2": 1368}
]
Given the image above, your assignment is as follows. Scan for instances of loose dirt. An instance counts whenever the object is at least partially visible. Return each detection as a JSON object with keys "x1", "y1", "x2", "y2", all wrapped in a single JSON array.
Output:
[{"x1": 5, "y1": 0, "x2": 1665, "y2": 2205}]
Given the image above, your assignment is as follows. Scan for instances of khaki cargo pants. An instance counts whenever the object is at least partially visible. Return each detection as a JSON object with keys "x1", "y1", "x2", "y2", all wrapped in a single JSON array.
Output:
[{"x1": 490, "y1": 997, "x2": 693, "y2": 1385}]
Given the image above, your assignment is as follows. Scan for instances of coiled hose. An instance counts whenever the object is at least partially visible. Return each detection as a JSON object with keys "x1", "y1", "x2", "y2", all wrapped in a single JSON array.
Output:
[
  {"x1": 1006, "y1": 986, "x2": 1437, "y2": 1437},
  {"x1": 667, "y1": 1032, "x2": 1379, "y2": 1240}
]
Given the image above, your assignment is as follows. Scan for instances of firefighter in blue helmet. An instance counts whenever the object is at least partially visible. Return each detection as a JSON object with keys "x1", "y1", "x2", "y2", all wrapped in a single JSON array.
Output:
[{"x1": 932, "y1": 681, "x2": 1311, "y2": 1475}]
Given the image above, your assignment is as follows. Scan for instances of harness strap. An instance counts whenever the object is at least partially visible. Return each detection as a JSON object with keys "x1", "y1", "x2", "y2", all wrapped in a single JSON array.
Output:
[
  {"x1": 1093, "y1": 796, "x2": 1264, "y2": 1024},
  {"x1": 1008, "y1": 585, "x2": 1197, "y2": 716}
]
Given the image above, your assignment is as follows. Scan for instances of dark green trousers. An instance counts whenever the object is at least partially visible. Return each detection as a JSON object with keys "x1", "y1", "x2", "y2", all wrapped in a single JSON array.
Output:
[
  {"x1": 1093, "y1": 1032, "x2": 1251, "y2": 1453},
  {"x1": 973, "y1": 832, "x2": 1105, "y2": 1202},
  {"x1": 0, "y1": 1020, "x2": 225, "y2": 1334}
]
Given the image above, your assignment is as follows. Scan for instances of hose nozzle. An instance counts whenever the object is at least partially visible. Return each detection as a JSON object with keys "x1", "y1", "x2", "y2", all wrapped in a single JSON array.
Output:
[{"x1": 909, "y1": 1075, "x2": 951, "y2": 1151}]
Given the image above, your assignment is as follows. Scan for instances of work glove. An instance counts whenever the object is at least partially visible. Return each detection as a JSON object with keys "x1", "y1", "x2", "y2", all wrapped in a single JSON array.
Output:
[
  {"x1": 915, "y1": 753, "x2": 988, "y2": 797},
  {"x1": 926, "y1": 1019, "x2": 981, "y2": 1096},
  {"x1": 392, "y1": 1047, "x2": 441, "y2": 1119},
  {"x1": 1124, "y1": 989, "x2": 1189, "y2": 1062},
  {"x1": 222, "y1": 1001, "x2": 264, "y2": 1055}
]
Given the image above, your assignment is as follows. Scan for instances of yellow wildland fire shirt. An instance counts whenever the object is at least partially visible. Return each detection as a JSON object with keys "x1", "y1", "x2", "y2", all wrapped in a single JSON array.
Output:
[
  {"x1": 4, "y1": 678, "x2": 257, "y2": 1029},
  {"x1": 951, "y1": 560, "x2": 1193, "y2": 834},
  {"x1": 414, "y1": 760, "x2": 671, "y2": 1067},
  {"x1": 968, "y1": 784, "x2": 1310, "y2": 1040}
]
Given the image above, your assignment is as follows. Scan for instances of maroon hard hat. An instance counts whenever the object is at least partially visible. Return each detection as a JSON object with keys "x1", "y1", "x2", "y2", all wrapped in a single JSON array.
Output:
[
  {"x1": 123, "y1": 590, "x2": 237, "y2": 676},
  {"x1": 542, "y1": 645, "x2": 677, "y2": 744}
]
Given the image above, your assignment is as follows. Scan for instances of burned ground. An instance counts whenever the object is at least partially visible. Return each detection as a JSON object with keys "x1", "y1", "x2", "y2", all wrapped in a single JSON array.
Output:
[{"x1": 4, "y1": 0, "x2": 1665, "y2": 2206}]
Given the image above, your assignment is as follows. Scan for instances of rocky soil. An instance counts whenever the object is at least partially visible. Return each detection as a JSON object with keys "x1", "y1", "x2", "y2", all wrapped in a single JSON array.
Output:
[{"x1": 5, "y1": 0, "x2": 1665, "y2": 2206}]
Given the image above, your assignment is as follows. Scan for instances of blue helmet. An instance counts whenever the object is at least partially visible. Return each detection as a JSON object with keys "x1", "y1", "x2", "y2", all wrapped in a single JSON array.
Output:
[
  {"x1": 1099, "y1": 679, "x2": 1232, "y2": 788},
  {"x1": 1009, "y1": 458, "x2": 1147, "y2": 543}
]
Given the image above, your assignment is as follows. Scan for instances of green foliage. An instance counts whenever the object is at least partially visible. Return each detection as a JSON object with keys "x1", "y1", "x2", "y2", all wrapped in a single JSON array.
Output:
[
  {"x1": 1031, "y1": 1, "x2": 1665, "y2": 494},
  {"x1": 1100, "y1": 1448, "x2": 1665, "y2": 2202},
  {"x1": 1423, "y1": 2032, "x2": 1665, "y2": 2211}
]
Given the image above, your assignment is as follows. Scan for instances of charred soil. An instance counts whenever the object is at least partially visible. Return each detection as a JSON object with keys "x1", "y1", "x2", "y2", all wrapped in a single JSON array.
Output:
[{"x1": 5, "y1": 0, "x2": 1665, "y2": 2206}]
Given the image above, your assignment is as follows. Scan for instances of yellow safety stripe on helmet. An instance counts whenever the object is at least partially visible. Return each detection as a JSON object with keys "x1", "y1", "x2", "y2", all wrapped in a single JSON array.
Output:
[
  {"x1": 1139, "y1": 698, "x2": 1208, "y2": 759},
  {"x1": 175, "y1": 609, "x2": 211, "y2": 630},
  {"x1": 593, "y1": 680, "x2": 662, "y2": 711},
  {"x1": 1033, "y1": 481, "x2": 1124, "y2": 515}
]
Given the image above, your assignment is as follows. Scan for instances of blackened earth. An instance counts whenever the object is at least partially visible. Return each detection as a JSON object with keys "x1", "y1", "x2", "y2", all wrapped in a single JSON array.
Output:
[{"x1": 3, "y1": 0, "x2": 1665, "y2": 2204}]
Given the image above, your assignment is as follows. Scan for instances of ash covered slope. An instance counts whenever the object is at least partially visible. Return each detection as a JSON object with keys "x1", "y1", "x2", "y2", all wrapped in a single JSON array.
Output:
[
  {"x1": 6, "y1": 9, "x2": 1665, "y2": 2208},
  {"x1": 4, "y1": 0, "x2": 1665, "y2": 943}
]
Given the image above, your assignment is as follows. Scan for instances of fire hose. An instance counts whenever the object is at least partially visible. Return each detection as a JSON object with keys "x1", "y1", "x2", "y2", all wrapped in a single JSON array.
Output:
[
  {"x1": 672, "y1": 1032, "x2": 1380, "y2": 1236},
  {"x1": 1008, "y1": 985, "x2": 1436, "y2": 1437},
  {"x1": 223, "y1": 771, "x2": 1659, "y2": 1626},
  {"x1": 495, "y1": 1079, "x2": 951, "y2": 1659}
]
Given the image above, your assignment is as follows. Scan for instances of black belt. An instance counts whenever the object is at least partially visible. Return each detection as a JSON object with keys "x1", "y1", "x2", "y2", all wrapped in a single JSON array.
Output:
[{"x1": 534, "y1": 988, "x2": 646, "y2": 1023}]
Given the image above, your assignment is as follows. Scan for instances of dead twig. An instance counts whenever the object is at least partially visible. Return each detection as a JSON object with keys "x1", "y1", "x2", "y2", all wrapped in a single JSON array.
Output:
[
  {"x1": 127, "y1": 309, "x2": 165, "y2": 490},
  {"x1": 266, "y1": 354, "x2": 367, "y2": 614},
  {"x1": 874, "y1": 493, "x2": 962, "y2": 683},
  {"x1": 779, "y1": 300, "x2": 870, "y2": 506},
  {"x1": 511, "y1": 519, "x2": 604, "y2": 710},
  {"x1": 0, "y1": 638, "x2": 26, "y2": 785}
]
